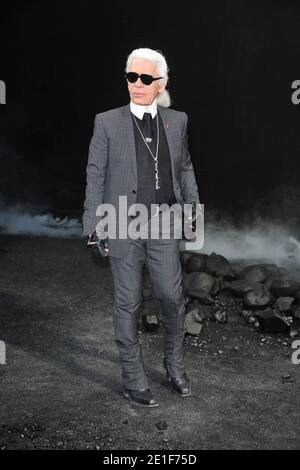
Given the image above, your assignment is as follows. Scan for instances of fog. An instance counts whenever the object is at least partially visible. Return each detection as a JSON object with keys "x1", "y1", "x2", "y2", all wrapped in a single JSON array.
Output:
[
  {"x1": 1, "y1": 205, "x2": 300, "y2": 268},
  {"x1": 0, "y1": 206, "x2": 82, "y2": 238}
]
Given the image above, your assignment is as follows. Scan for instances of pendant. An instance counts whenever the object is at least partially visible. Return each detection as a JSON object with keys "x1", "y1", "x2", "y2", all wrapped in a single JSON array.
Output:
[
  {"x1": 155, "y1": 172, "x2": 160, "y2": 190},
  {"x1": 154, "y1": 159, "x2": 160, "y2": 189},
  {"x1": 145, "y1": 137, "x2": 152, "y2": 143}
]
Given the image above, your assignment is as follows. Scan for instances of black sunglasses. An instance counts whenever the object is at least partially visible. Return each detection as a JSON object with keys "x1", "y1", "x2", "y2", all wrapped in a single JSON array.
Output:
[{"x1": 125, "y1": 72, "x2": 163, "y2": 86}]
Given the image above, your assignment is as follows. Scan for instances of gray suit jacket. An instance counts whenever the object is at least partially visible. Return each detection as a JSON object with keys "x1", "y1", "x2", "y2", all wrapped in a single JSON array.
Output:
[{"x1": 82, "y1": 103, "x2": 200, "y2": 258}]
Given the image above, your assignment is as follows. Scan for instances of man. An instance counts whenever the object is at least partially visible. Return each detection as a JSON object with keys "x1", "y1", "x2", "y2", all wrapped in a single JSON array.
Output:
[{"x1": 83, "y1": 48, "x2": 200, "y2": 407}]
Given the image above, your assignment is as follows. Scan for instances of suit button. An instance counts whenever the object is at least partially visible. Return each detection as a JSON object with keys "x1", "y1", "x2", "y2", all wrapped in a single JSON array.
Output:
[{"x1": 132, "y1": 190, "x2": 136, "y2": 194}]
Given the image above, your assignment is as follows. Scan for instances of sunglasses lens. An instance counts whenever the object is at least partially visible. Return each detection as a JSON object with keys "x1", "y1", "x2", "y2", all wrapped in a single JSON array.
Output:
[
  {"x1": 126, "y1": 72, "x2": 138, "y2": 83},
  {"x1": 140, "y1": 74, "x2": 153, "y2": 85},
  {"x1": 126, "y1": 72, "x2": 155, "y2": 85}
]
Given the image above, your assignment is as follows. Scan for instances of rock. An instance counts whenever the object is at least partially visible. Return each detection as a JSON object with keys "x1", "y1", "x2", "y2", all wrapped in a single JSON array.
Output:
[
  {"x1": 189, "y1": 307, "x2": 205, "y2": 323},
  {"x1": 180, "y1": 251, "x2": 208, "y2": 269},
  {"x1": 293, "y1": 307, "x2": 300, "y2": 321},
  {"x1": 248, "y1": 316, "x2": 256, "y2": 324},
  {"x1": 241, "y1": 310, "x2": 256, "y2": 324},
  {"x1": 254, "y1": 309, "x2": 291, "y2": 334},
  {"x1": 214, "y1": 289, "x2": 236, "y2": 304},
  {"x1": 276, "y1": 297, "x2": 295, "y2": 313},
  {"x1": 206, "y1": 252, "x2": 236, "y2": 280},
  {"x1": 184, "y1": 310, "x2": 204, "y2": 335},
  {"x1": 142, "y1": 287, "x2": 152, "y2": 301},
  {"x1": 261, "y1": 264, "x2": 283, "y2": 280},
  {"x1": 211, "y1": 309, "x2": 228, "y2": 324},
  {"x1": 184, "y1": 271, "x2": 216, "y2": 294},
  {"x1": 186, "y1": 288, "x2": 214, "y2": 304},
  {"x1": 211, "y1": 277, "x2": 224, "y2": 296},
  {"x1": 187, "y1": 303, "x2": 212, "y2": 319},
  {"x1": 185, "y1": 303, "x2": 207, "y2": 322},
  {"x1": 282, "y1": 373, "x2": 294, "y2": 384},
  {"x1": 184, "y1": 254, "x2": 207, "y2": 273},
  {"x1": 238, "y1": 263, "x2": 282, "y2": 284},
  {"x1": 184, "y1": 271, "x2": 216, "y2": 304},
  {"x1": 289, "y1": 328, "x2": 299, "y2": 338},
  {"x1": 238, "y1": 265, "x2": 268, "y2": 284},
  {"x1": 270, "y1": 279, "x2": 300, "y2": 297},
  {"x1": 185, "y1": 301, "x2": 198, "y2": 314},
  {"x1": 225, "y1": 279, "x2": 255, "y2": 297},
  {"x1": 244, "y1": 284, "x2": 274, "y2": 309},
  {"x1": 181, "y1": 271, "x2": 189, "y2": 293},
  {"x1": 198, "y1": 304, "x2": 212, "y2": 321},
  {"x1": 142, "y1": 313, "x2": 160, "y2": 332},
  {"x1": 294, "y1": 290, "x2": 300, "y2": 303},
  {"x1": 156, "y1": 421, "x2": 168, "y2": 431},
  {"x1": 180, "y1": 251, "x2": 196, "y2": 267}
]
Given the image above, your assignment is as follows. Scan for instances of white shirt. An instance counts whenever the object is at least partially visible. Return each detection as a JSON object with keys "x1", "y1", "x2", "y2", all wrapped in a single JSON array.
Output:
[{"x1": 130, "y1": 98, "x2": 157, "y2": 120}]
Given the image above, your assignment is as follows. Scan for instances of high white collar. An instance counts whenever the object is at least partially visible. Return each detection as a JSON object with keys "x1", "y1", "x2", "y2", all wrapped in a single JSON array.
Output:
[{"x1": 130, "y1": 98, "x2": 157, "y2": 120}]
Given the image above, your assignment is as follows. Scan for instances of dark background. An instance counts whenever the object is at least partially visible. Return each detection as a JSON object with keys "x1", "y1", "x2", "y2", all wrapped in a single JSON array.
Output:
[{"x1": 1, "y1": 0, "x2": 300, "y2": 226}]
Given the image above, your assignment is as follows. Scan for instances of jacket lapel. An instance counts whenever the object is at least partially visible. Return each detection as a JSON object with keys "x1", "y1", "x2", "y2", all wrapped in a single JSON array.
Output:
[
  {"x1": 157, "y1": 105, "x2": 177, "y2": 189},
  {"x1": 122, "y1": 104, "x2": 138, "y2": 181}
]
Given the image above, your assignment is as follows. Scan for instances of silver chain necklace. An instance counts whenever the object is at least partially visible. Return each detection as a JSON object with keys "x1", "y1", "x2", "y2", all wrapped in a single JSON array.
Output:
[{"x1": 132, "y1": 113, "x2": 160, "y2": 190}]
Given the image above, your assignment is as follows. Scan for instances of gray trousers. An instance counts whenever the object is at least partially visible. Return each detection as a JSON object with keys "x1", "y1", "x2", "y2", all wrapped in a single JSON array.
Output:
[{"x1": 109, "y1": 211, "x2": 186, "y2": 390}]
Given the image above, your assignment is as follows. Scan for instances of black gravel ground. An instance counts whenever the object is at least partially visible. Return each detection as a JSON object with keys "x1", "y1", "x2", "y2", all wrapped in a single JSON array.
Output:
[{"x1": 0, "y1": 234, "x2": 299, "y2": 450}]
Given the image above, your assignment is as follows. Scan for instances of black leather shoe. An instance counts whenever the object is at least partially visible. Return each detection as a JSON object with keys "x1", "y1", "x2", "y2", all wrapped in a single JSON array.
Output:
[
  {"x1": 123, "y1": 388, "x2": 159, "y2": 407},
  {"x1": 163, "y1": 358, "x2": 191, "y2": 397}
]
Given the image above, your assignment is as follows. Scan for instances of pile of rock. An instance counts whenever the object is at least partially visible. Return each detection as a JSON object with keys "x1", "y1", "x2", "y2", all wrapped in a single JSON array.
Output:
[{"x1": 140, "y1": 251, "x2": 300, "y2": 338}]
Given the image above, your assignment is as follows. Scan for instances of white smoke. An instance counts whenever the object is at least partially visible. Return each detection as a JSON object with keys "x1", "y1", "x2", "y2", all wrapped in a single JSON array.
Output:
[
  {"x1": 201, "y1": 219, "x2": 300, "y2": 266},
  {"x1": 0, "y1": 206, "x2": 82, "y2": 238},
  {"x1": 1, "y1": 206, "x2": 300, "y2": 268}
]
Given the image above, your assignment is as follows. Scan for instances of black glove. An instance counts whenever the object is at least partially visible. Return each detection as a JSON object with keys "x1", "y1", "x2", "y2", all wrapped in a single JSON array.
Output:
[{"x1": 86, "y1": 231, "x2": 109, "y2": 258}]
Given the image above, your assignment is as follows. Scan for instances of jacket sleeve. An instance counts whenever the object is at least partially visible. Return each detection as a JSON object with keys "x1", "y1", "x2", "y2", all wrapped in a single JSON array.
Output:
[
  {"x1": 180, "y1": 112, "x2": 200, "y2": 204},
  {"x1": 82, "y1": 114, "x2": 109, "y2": 237}
]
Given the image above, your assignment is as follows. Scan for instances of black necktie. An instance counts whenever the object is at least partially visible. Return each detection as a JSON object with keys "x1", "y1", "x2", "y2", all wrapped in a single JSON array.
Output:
[{"x1": 142, "y1": 112, "x2": 153, "y2": 141}]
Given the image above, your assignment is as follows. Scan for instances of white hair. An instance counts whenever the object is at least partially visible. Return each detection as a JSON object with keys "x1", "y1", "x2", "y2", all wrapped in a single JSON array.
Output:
[{"x1": 125, "y1": 47, "x2": 171, "y2": 107}]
